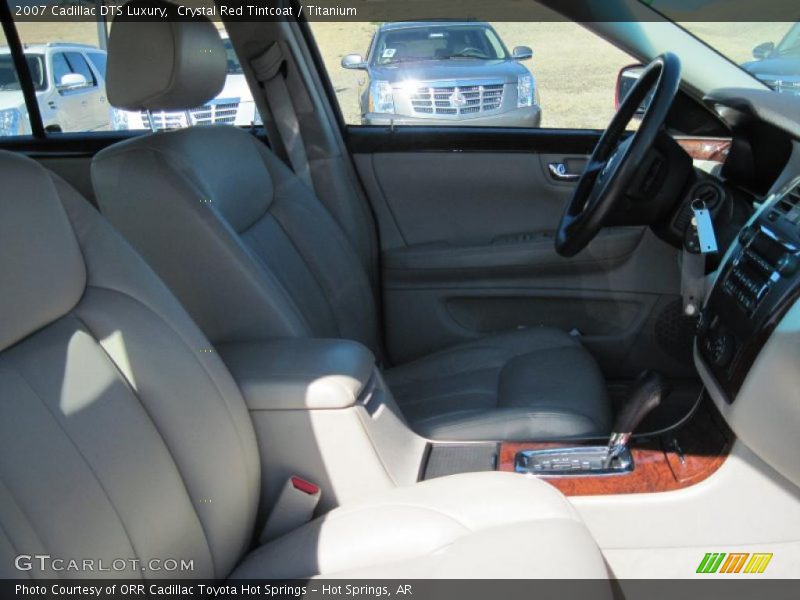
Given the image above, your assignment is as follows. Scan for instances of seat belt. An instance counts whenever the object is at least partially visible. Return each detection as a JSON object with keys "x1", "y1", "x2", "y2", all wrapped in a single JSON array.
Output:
[
  {"x1": 260, "y1": 476, "x2": 321, "y2": 543},
  {"x1": 250, "y1": 43, "x2": 314, "y2": 189}
]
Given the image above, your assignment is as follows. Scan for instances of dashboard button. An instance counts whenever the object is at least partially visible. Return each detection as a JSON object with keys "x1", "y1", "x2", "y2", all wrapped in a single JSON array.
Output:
[
  {"x1": 777, "y1": 254, "x2": 798, "y2": 276},
  {"x1": 710, "y1": 333, "x2": 736, "y2": 368}
]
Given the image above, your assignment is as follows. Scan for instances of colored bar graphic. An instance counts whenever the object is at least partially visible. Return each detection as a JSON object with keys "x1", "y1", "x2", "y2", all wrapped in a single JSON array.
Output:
[
  {"x1": 709, "y1": 553, "x2": 726, "y2": 573},
  {"x1": 744, "y1": 553, "x2": 773, "y2": 574},
  {"x1": 732, "y1": 553, "x2": 749, "y2": 573},
  {"x1": 697, "y1": 552, "x2": 773, "y2": 574},
  {"x1": 697, "y1": 553, "x2": 726, "y2": 573},
  {"x1": 696, "y1": 553, "x2": 714, "y2": 573},
  {"x1": 720, "y1": 553, "x2": 749, "y2": 573}
]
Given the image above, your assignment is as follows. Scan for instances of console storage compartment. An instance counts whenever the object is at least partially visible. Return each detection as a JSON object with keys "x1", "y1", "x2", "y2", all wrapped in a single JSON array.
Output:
[{"x1": 218, "y1": 339, "x2": 427, "y2": 513}]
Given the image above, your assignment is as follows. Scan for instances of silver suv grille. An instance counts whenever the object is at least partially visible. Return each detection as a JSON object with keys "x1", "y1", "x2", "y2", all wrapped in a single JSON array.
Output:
[
  {"x1": 409, "y1": 81, "x2": 504, "y2": 116},
  {"x1": 142, "y1": 99, "x2": 240, "y2": 130},
  {"x1": 191, "y1": 100, "x2": 239, "y2": 125}
]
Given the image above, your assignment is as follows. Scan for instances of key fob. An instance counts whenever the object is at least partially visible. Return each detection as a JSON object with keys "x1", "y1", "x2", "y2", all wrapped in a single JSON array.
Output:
[{"x1": 692, "y1": 203, "x2": 718, "y2": 254}]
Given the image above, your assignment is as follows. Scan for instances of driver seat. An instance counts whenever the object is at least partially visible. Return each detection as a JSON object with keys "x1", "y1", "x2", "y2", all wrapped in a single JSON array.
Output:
[{"x1": 91, "y1": 5, "x2": 611, "y2": 441}]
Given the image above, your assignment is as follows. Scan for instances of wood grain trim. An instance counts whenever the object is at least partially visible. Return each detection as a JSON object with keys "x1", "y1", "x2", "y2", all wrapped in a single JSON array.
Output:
[
  {"x1": 675, "y1": 137, "x2": 731, "y2": 163},
  {"x1": 498, "y1": 401, "x2": 731, "y2": 496}
]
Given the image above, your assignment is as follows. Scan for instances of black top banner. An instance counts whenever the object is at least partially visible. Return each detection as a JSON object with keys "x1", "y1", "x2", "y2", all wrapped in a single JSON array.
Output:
[{"x1": 5, "y1": 0, "x2": 800, "y2": 23}]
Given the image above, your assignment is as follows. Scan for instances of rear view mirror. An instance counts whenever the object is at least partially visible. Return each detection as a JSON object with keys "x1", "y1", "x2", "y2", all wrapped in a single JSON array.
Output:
[
  {"x1": 512, "y1": 46, "x2": 533, "y2": 61},
  {"x1": 57, "y1": 73, "x2": 88, "y2": 91},
  {"x1": 752, "y1": 41, "x2": 775, "y2": 60},
  {"x1": 615, "y1": 64, "x2": 654, "y2": 118},
  {"x1": 341, "y1": 54, "x2": 367, "y2": 70}
]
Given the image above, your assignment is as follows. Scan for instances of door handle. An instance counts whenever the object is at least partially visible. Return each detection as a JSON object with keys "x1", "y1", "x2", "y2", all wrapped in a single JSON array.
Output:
[{"x1": 548, "y1": 162, "x2": 581, "y2": 182}]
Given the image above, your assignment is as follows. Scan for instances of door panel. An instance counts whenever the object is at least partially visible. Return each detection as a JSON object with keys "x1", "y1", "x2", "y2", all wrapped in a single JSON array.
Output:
[
  {"x1": 350, "y1": 128, "x2": 693, "y2": 380},
  {"x1": 379, "y1": 230, "x2": 690, "y2": 379},
  {"x1": 363, "y1": 151, "x2": 592, "y2": 247}
]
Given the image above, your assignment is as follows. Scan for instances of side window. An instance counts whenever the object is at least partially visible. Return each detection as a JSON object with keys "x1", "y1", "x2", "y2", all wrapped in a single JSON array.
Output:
[
  {"x1": 85, "y1": 52, "x2": 108, "y2": 79},
  {"x1": 310, "y1": 21, "x2": 636, "y2": 129},
  {"x1": 51, "y1": 53, "x2": 72, "y2": 87},
  {"x1": 0, "y1": 28, "x2": 33, "y2": 137},
  {"x1": 5, "y1": 2, "x2": 258, "y2": 135},
  {"x1": 65, "y1": 52, "x2": 98, "y2": 87},
  {"x1": 13, "y1": 17, "x2": 115, "y2": 134}
]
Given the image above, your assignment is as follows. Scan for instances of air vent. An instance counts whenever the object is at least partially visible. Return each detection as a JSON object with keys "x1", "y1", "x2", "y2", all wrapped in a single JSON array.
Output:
[{"x1": 774, "y1": 184, "x2": 800, "y2": 215}]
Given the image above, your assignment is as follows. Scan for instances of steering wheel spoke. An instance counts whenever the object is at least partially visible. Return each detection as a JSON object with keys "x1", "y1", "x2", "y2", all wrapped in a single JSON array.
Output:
[{"x1": 584, "y1": 157, "x2": 607, "y2": 178}]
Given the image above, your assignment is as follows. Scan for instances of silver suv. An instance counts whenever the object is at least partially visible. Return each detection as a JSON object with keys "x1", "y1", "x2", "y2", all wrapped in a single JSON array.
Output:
[
  {"x1": 342, "y1": 21, "x2": 541, "y2": 127},
  {"x1": 0, "y1": 43, "x2": 115, "y2": 135}
]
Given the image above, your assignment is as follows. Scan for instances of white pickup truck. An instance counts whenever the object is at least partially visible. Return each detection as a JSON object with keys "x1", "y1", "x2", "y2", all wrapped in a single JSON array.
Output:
[{"x1": 0, "y1": 42, "x2": 114, "y2": 135}]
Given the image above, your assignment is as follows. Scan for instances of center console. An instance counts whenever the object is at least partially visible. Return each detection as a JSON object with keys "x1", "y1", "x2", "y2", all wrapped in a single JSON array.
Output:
[
  {"x1": 217, "y1": 338, "x2": 428, "y2": 513},
  {"x1": 421, "y1": 395, "x2": 731, "y2": 496},
  {"x1": 422, "y1": 372, "x2": 732, "y2": 497},
  {"x1": 697, "y1": 178, "x2": 800, "y2": 401}
]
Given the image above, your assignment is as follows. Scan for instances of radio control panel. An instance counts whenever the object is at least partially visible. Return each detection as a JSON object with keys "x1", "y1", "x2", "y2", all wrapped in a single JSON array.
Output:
[{"x1": 698, "y1": 180, "x2": 800, "y2": 401}]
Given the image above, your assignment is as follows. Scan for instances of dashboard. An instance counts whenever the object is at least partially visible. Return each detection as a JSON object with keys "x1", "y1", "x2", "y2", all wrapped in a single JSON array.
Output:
[
  {"x1": 692, "y1": 87, "x2": 800, "y2": 488},
  {"x1": 694, "y1": 87, "x2": 800, "y2": 401}
]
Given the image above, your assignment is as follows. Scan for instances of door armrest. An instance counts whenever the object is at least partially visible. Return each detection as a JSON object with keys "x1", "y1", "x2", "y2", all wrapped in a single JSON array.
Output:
[{"x1": 383, "y1": 227, "x2": 644, "y2": 281}]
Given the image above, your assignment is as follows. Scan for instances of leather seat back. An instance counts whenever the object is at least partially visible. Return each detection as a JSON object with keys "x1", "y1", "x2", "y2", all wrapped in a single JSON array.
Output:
[
  {"x1": 0, "y1": 151, "x2": 260, "y2": 578},
  {"x1": 93, "y1": 5, "x2": 382, "y2": 357}
]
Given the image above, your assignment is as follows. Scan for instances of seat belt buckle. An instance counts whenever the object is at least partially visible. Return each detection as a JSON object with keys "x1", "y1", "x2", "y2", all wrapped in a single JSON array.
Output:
[{"x1": 260, "y1": 476, "x2": 321, "y2": 543}]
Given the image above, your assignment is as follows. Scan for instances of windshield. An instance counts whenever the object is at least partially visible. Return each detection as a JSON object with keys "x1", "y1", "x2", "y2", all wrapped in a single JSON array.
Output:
[
  {"x1": 775, "y1": 23, "x2": 800, "y2": 56},
  {"x1": 222, "y1": 39, "x2": 243, "y2": 75},
  {"x1": 679, "y1": 22, "x2": 800, "y2": 93},
  {"x1": 0, "y1": 54, "x2": 46, "y2": 91},
  {"x1": 371, "y1": 24, "x2": 508, "y2": 65}
]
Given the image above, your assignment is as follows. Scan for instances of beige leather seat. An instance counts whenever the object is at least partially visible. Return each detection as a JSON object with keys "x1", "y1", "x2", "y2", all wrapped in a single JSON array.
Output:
[
  {"x1": 0, "y1": 150, "x2": 609, "y2": 579},
  {"x1": 91, "y1": 3, "x2": 611, "y2": 442}
]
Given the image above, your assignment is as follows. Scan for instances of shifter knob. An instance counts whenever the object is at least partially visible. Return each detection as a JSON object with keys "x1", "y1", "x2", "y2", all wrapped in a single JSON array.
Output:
[{"x1": 605, "y1": 371, "x2": 670, "y2": 466}]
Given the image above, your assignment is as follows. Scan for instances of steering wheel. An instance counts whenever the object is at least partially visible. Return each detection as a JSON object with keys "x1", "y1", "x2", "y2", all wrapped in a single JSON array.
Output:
[
  {"x1": 453, "y1": 47, "x2": 484, "y2": 58},
  {"x1": 555, "y1": 53, "x2": 682, "y2": 257}
]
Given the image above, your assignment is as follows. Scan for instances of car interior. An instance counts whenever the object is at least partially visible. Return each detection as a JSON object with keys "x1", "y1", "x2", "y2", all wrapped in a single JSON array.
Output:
[{"x1": 1, "y1": 0, "x2": 799, "y2": 583}]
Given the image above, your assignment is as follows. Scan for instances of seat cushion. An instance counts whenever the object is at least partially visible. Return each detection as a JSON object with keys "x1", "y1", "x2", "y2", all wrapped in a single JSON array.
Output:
[
  {"x1": 386, "y1": 328, "x2": 611, "y2": 441},
  {"x1": 230, "y1": 472, "x2": 610, "y2": 580}
]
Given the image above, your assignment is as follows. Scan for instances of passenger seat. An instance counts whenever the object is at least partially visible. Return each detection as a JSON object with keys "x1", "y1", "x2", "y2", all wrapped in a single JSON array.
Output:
[
  {"x1": 91, "y1": 2, "x2": 612, "y2": 442},
  {"x1": 0, "y1": 149, "x2": 609, "y2": 580}
]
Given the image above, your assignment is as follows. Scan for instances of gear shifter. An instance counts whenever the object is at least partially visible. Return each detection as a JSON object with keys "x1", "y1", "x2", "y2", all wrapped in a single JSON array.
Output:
[
  {"x1": 604, "y1": 371, "x2": 670, "y2": 468},
  {"x1": 514, "y1": 371, "x2": 670, "y2": 476}
]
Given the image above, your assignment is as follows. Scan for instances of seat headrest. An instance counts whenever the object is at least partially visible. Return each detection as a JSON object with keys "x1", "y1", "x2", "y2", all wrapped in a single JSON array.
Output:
[
  {"x1": 106, "y1": 1, "x2": 227, "y2": 111},
  {"x1": 0, "y1": 151, "x2": 86, "y2": 352}
]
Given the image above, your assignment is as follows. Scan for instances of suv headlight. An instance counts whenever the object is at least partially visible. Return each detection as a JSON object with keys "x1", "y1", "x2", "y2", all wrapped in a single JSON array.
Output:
[
  {"x1": 0, "y1": 107, "x2": 23, "y2": 136},
  {"x1": 517, "y1": 74, "x2": 536, "y2": 108},
  {"x1": 369, "y1": 80, "x2": 395, "y2": 114}
]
